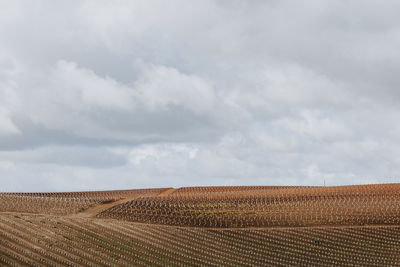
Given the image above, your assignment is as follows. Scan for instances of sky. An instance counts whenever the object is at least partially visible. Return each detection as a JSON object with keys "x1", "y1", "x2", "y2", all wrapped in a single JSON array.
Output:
[{"x1": 1, "y1": 1, "x2": 400, "y2": 192}]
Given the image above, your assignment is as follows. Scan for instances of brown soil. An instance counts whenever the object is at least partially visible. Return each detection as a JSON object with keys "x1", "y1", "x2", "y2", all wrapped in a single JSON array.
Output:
[
  {"x1": 2, "y1": 184, "x2": 400, "y2": 266},
  {"x1": 69, "y1": 187, "x2": 177, "y2": 218},
  {"x1": 0, "y1": 213, "x2": 399, "y2": 266}
]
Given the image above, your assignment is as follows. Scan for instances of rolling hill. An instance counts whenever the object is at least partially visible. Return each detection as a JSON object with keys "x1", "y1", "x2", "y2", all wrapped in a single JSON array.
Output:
[{"x1": 1, "y1": 184, "x2": 400, "y2": 266}]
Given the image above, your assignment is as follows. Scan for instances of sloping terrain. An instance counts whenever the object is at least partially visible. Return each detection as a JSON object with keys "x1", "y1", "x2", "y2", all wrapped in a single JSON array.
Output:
[
  {"x1": 0, "y1": 184, "x2": 400, "y2": 266},
  {"x1": 97, "y1": 183, "x2": 400, "y2": 227},
  {"x1": 0, "y1": 188, "x2": 167, "y2": 216}
]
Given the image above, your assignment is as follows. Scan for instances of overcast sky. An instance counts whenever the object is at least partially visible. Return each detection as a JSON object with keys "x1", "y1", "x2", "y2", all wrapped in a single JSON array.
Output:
[{"x1": 1, "y1": 1, "x2": 400, "y2": 192}]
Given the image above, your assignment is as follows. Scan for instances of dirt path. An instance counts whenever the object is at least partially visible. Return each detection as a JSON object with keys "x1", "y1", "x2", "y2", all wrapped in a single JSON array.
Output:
[
  {"x1": 70, "y1": 187, "x2": 176, "y2": 218},
  {"x1": 157, "y1": 188, "x2": 177, "y2": 196},
  {"x1": 69, "y1": 199, "x2": 130, "y2": 218}
]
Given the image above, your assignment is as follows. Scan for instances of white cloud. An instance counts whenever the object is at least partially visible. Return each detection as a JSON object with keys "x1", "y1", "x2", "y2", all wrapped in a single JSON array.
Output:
[
  {"x1": 276, "y1": 110, "x2": 353, "y2": 141},
  {"x1": 134, "y1": 65, "x2": 216, "y2": 113},
  {"x1": 0, "y1": 78, "x2": 20, "y2": 136},
  {"x1": 53, "y1": 60, "x2": 134, "y2": 110},
  {"x1": 1, "y1": 1, "x2": 400, "y2": 191},
  {"x1": 14, "y1": 60, "x2": 224, "y2": 142},
  {"x1": 0, "y1": 111, "x2": 20, "y2": 136}
]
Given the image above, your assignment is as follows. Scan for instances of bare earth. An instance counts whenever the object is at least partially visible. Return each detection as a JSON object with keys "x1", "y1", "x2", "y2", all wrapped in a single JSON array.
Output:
[{"x1": 1, "y1": 184, "x2": 400, "y2": 266}]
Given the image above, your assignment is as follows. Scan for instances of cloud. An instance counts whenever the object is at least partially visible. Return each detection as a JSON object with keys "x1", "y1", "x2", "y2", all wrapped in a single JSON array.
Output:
[
  {"x1": 0, "y1": 0, "x2": 400, "y2": 191},
  {"x1": 0, "y1": 76, "x2": 20, "y2": 136},
  {"x1": 0, "y1": 109, "x2": 20, "y2": 136},
  {"x1": 11, "y1": 59, "x2": 229, "y2": 144},
  {"x1": 134, "y1": 64, "x2": 216, "y2": 113}
]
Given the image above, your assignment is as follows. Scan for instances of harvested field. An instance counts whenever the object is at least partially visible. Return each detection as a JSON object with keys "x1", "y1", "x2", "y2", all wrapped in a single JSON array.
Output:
[{"x1": 0, "y1": 183, "x2": 400, "y2": 266}]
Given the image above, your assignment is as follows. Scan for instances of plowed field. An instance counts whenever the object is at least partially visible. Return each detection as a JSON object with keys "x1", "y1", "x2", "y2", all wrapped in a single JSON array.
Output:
[{"x1": 1, "y1": 184, "x2": 400, "y2": 266}]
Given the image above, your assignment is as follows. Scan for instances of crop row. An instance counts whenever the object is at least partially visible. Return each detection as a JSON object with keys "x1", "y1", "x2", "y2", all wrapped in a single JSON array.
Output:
[
  {"x1": 1, "y1": 188, "x2": 166, "y2": 200},
  {"x1": 0, "y1": 188, "x2": 166, "y2": 215},
  {"x1": 171, "y1": 186, "x2": 303, "y2": 195},
  {"x1": 0, "y1": 195, "x2": 99, "y2": 215},
  {"x1": 0, "y1": 214, "x2": 399, "y2": 266},
  {"x1": 97, "y1": 183, "x2": 400, "y2": 227}
]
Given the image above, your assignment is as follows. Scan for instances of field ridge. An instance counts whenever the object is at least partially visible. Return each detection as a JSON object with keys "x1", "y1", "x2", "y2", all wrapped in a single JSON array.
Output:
[{"x1": 1, "y1": 183, "x2": 400, "y2": 266}]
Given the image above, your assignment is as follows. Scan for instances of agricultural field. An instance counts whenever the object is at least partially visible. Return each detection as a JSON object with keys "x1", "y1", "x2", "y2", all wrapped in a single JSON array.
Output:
[{"x1": 1, "y1": 184, "x2": 400, "y2": 266}]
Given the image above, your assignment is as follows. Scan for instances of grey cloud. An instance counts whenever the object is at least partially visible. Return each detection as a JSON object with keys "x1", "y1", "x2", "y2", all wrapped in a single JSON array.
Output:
[
  {"x1": 0, "y1": 0, "x2": 400, "y2": 191},
  {"x1": 0, "y1": 146, "x2": 127, "y2": 168}
]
